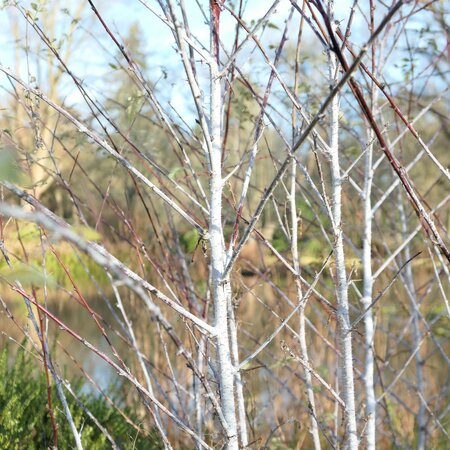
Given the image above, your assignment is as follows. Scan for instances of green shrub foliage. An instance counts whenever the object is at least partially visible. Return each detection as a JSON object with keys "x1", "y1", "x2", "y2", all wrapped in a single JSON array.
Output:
[{"x1": 0, "y1": 345, "x2": 162, "y2": 449}]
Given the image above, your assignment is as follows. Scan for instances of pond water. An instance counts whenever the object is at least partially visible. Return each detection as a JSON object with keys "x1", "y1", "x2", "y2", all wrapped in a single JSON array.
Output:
[{"x1": 0, "y1": 290, "x2": 124, "y2": 392}]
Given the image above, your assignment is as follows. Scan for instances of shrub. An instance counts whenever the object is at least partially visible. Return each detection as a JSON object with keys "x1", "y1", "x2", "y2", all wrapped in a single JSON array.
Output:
[{"x1": 0, "y1": 344, "x2": 161, "y2": 449}]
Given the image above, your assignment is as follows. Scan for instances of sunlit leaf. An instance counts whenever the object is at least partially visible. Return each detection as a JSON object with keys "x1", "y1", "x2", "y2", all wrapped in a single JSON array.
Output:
[{"x1": 180, "y1": 229, "x2": 200, "y2": 253}]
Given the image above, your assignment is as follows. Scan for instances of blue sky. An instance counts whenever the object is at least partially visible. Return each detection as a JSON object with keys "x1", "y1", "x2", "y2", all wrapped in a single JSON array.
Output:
[{"x1": 0, "y1": 0, "x2": 446, "y2": 127}]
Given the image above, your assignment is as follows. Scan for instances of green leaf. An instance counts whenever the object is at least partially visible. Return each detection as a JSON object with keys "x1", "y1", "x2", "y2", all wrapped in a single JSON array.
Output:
[{"x1": 180, "y1": 229, "x2": 200, "y2": 253}]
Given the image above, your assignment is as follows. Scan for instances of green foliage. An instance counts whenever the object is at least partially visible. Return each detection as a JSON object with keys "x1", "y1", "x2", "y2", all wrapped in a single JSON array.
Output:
[
  {"x1": 180, "y1": 229, "x2": 200, "y2": 254},
  {"x1": 271, "y1": 228, "x2": 290, "y2": 253},
  {"x1": 0, "y1": 344, "x2": 161, "y2": 449}
]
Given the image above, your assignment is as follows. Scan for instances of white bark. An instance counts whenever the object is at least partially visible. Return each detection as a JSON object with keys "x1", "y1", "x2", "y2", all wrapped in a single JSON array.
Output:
[
  {"x1": 290, "y1": 160, "x2": 321, "y2": 450},
  {"x1": 209, "y1": 10, "x2": 239, "y2": 448},
  {"x1": 3, "y1": 1, "x2": 446, "y2": 447},
  {"x1": 228, "y1": 299, "x2": 248, "y2": 447},
  {"x1": 361, "y1": 42, "x2": 379, "y2": 446},
  {"x1": 398, "y1": 194, "x2": 426, "y2": 450},
  {"x1": 327, "y1": 4, "x2": 358, "y2": 447},
  {"x1": 362, "y1": 126, "x2": 376, "y2": 450}
]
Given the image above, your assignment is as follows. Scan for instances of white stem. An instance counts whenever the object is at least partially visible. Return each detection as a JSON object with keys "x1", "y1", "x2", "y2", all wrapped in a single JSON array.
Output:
[
  {"x1": 290, "y1": 160, "x2": 321, "y2": 450},
  {"x1": 209, "y1": 10, "x2": 238, "y2": 447},
  {"x1": 398, "y1": 193, "x2": 426, "y2": 450},
  {"x1": 228, "y1": 299, "x2": 248, "y2": 447},
  {"x1": 165, "y1": 0, "x2": 213, "y2": 167},
  {"x1": 327, "y1": 4, "x2": 358, "y2": 447},
  {"x1": 361, "y1": 33, "x2": 379, "y2": 445},
  {"x1": 362, "y1": 127, "x2": 376, "y2": 450}
]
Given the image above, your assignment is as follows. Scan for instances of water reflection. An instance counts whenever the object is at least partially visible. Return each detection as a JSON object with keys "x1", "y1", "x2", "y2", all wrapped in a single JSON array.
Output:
[{"x1": 0, "y1": 290, "x2": 123, "y2": 392}]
